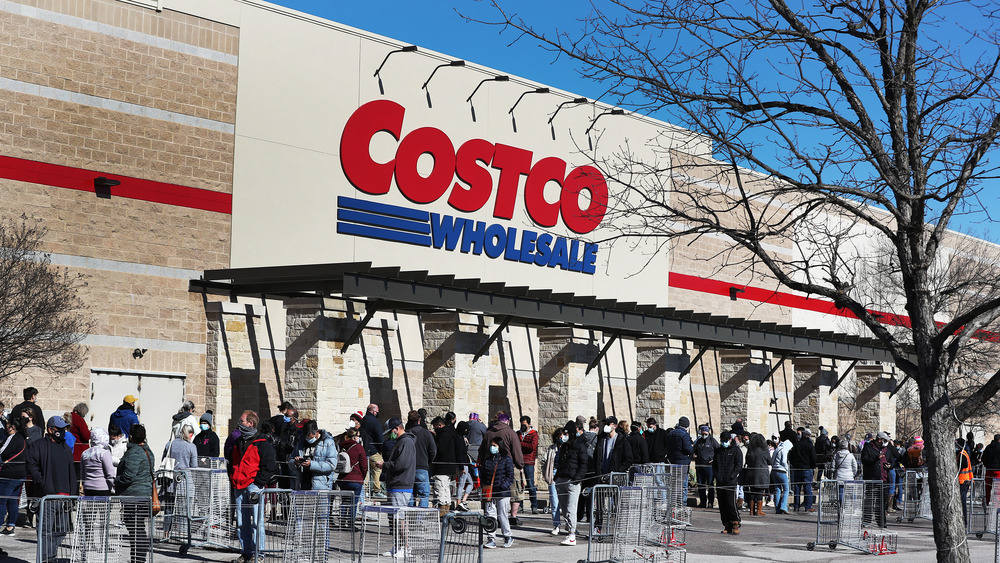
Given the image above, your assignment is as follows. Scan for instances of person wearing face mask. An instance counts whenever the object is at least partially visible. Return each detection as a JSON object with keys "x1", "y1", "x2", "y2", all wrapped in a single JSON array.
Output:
[
  {"x1": 170, "y1": 400, "x2": 198, "y2": 441},
  {"x1": 115, "y1": 424, "x2": 155, "y2": 563},
  {"x1": 338, "y1": 427, "x2": 368, "y2": 519},
  {"x1": 27, "y1": 416, "x2": 78, "y2": 561},
  {"x1": 712, "y1": 430, "x2": 743, "y2": 535},
  {"x1": 694, "y1": 425, "x2": 720, "y2": 509},
  {"x1": 480, "y1": 437, "x2": 516, "y2": 549},
  {"x1": 109, "y1": 423, "x2": 128, "y2": 467},
  {"x1": 627, "y1": 422, "x2": 650, "y2": 467},
  {"x1": 375, "y1": 417, "x2": 416, "y2": 508},
  {"x1": 229, "y1": 410, "x2": 278, "y2": 563},
  {"x1": 665, "y1": 417, "x2": 695, "y2": 504},
  {"x1": 553, "y1": 420, "x2": 588, "y2": 546},
  {"x1": 195, "y1": 413, "x2": 221, "y2": 458},
  {"x1": 517, "y1": 416, "x2": 539, "y2": 517},
  {"x1": 541, "y1": 429, "x2": 563, "y2": 533},
  {"x1": 290, "y1": 420, "x2": 339, "y2": 491},
  {"x1": 591, "y1": 416, "x2": 634, "y2": 481}
]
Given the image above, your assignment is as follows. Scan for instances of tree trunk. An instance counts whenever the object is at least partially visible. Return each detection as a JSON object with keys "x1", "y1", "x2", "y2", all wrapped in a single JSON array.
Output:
[{"x1": 920, "y1": 376, "x2": 969, "y2": 563}]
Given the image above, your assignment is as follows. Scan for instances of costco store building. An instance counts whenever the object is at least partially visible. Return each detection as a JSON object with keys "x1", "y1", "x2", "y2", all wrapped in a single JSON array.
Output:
[{"x1": 1, "y1": 0, "x2": 904, "y2": 453}]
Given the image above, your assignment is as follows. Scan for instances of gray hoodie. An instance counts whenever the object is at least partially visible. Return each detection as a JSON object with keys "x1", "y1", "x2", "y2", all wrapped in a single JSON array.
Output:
[
  {"x1": 383, "y1": 431, "x2": 417, "y2": 491},
  {"x1": 771, "y1": 439, "x2": 793, "y2": 473}
]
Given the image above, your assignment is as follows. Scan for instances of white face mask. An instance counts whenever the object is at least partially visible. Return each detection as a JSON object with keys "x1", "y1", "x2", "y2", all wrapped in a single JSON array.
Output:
[
  {"x1": 603, "y1": 425, "x2": 613, "y2": 434},
  {"x1": 560, "y1": 435, "x2": 569, "y2": 443}
]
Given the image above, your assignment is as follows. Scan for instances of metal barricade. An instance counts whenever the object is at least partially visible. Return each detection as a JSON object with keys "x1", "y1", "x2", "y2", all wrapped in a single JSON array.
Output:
[
  {"x1": 840, "y1": 481, "x2": 898, "y2": 555},
  {"x1": 970, "y1": 477, "x2": 989, "y2": 539},
  {"x1": 36, "y1": 495, "x2": 154, "y2": 563},
  {"x1": 807, "y1": 479, "x2": 840, "y2": 551},
  {"x1": 897, "y1": 469, "x2": 924, "y2": 523},
  {"x1": 358, "y1": 504, "x2": 441, "y2": 561},
  {"x1": 581, "y1": 485, "x2": 619, "y2": 563},
  {"x1": 439, "y1": 511, "x2": 490, "y2": 563},
  {"x1": 611, "y1": 486, "x2": 687, "y2": 562},
  {"x1": 994, "y1": 507, "x2": 1000, "y2": 563},
  {"x1": 155, "y1": 467, "x2": 238, "y2": 553}
]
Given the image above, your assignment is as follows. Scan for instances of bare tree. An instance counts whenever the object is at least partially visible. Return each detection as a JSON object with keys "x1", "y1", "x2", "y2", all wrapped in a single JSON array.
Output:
[
  {"x1": 0, "y1": 215, "x2": 91, "y2": 380},
  {"x1": 473, "y1": 1, "x2": 1000, "y2": 559}
]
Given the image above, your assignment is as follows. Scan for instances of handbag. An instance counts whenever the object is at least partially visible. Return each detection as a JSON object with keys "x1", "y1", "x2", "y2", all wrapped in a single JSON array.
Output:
[
  {"x1": 144, "y1": 449, "x2": 161, "y2": 515},
  {"x1": 482, "y1": 461, "x2": 498, "y2": 501}
]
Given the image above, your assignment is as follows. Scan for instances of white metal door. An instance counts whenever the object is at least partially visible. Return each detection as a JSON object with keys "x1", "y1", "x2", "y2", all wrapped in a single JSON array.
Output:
[{"x1": 90, "y1": 370, "x2": 185, "y2": 466}]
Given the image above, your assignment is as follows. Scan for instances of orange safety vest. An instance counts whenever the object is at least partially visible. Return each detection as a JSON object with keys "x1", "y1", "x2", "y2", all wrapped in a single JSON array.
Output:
[{"x1": 958, "y1": 450, "x2": 974, "y2": 484}]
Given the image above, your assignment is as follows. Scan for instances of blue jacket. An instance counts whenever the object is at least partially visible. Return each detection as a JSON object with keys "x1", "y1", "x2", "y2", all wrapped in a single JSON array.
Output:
[
  {"x1": 480, "y1": 452, "x2": 515, "y2": 498},
  {"x1": 664, "y1": 427, "x2": 694, "y2": 466},
  {"x1": 291, "y1": 430, "x2": 339, "y2": 490},
  {"x1": 109, "y1": 405, "x2": 140, "y2": 439}
]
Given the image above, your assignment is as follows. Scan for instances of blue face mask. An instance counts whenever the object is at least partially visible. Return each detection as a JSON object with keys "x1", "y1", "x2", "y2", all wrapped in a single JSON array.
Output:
[
  {"x1": 283, "y1": 416, "x2": 292, "y2": 423},
  {"x1": 721, "y1": 441, "x2": 730, "y2": 448},
  {"x1": 490, "y1": 445, "x2": 499, "y2": 455}
]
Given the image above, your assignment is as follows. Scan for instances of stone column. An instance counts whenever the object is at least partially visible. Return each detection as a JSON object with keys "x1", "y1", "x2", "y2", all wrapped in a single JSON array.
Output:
[
  {"x1": 205, "y1": 301, "x2": 265, "y2": 430},
  {"x1": 791, "y1": 357, "x2": 840, "y2": 434},
  {"x1": 855, "y1": 362, "x2": 898, "y2": 436},
  {"x1": 284, "y1": 298, "x2": 396, "y2": 425},
  {"x1": 421, "y1": 312, "x2": 498, "y2": 418},
  {"x1": 718, "y1": 349, "x2": 772, "y2": 433},
  {"x1": 635, "y1": 339, "x2": 693, "y2": 425},
  {"x1": 536, "y1": 328, "x2": 599, "y2": 437}
]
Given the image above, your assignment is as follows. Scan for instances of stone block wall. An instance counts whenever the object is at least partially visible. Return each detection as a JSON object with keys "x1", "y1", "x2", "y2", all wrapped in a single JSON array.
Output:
[
  {"x1": 856, "y1": 363, "x2": 897, "y2": 436},
  {"x1": 536, "y1": 328, "x2": 599, "y2": 437},
  {"x1": 635, "y1": 339, "x2": 693, "y2": 426},
  {"x1": 792, "y1": 357, "x2": 840, "y2": 434},
  {"x1": 718, "y1": 349, "x2": 772, "y2": 433},
  {"x1": 422, "y1": 312, "x2": 500, "y2": 418}
]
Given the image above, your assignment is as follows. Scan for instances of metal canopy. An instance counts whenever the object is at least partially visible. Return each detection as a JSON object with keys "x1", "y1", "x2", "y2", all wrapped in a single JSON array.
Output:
[{"x1": 193, "y1": 262, "x2": 898, "y2": 363}]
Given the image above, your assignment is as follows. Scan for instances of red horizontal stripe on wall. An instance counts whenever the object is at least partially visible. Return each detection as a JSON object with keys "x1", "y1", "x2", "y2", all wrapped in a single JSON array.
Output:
[{"x1": 0, "y1": 155, "x2": 232, "y2": 214}]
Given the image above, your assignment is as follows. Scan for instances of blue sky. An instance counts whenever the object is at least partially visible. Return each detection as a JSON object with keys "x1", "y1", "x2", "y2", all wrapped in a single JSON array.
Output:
[{"x1": 269, "y1": 1, "x2": 1000, "y2": 239}]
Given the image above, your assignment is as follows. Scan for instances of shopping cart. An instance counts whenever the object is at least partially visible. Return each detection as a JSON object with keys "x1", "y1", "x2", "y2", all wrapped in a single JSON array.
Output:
[
  {"x1": 806, "y1": 479, "x2": 840, "y2": 551},
  {"x1": 36, "y1": 495, "x2": 154, "y2": 563},
  {"x1": 608, "y1": 486, "x2": 687, "y2": 563},
  {"x1": 358, "y1": 505, "x2": 441, "y2": 562},
  {"x1": 439, "y1": 511, "x2": 492, "y2": 563},
  {"x1": 839, "y1": 480, "x2": 898, "y2": 555},
  {"x1": 156, "y1": 468, "x2": 237, "y2": 554},
  {"x1": 257, "y1": 489, "x2": 357, "y2": 563},
  {"x1": 580, "y1": 484, "x2": 620, "y2": 563},
  {"x1": 897, "y1": 468, "x2": 925, "y2": 523},
  {"x1": 970, "y1": 478, "x2": 989, "y2": 539}
]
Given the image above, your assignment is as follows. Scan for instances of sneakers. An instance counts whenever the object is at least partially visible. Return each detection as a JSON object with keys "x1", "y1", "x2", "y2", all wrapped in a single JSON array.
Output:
[
  {"x1": 531, "y1": 507, "x2": 541, "y2": 514},
  {"x1": 561, "y1": 534, "x2": 577, "y2": 546},
  {"x1": 503, "y1": 536, "x2": 514, "y2": 548},
  {"x1": 511, "y1": 516, "x2": 523, "y2": 527},
  {"x1": 380, "y1": 550, "x2": 405, "y2": 559},
  {"x1": 484, "y1": 540, "x2": 497, "y2": 549},
  {"x1": 457, "y1": 501, "x2": 470, "y2": 512},
  {"x1": 1, "y1": 526, "x2": 13, "y2": 535},
  {"x1": 550, "y1": 526, "x2": 560, "y2": 536}
]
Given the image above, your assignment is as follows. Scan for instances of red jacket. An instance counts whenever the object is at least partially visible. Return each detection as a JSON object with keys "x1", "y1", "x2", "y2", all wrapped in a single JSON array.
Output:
[
  {"x1": 518, "y1": 428, "x2": 538, "y2": 466},
  {"x1": 70, "y1": 412, "x2": 91, "y2": 462},
  {"x1": 231, "y1": 436, "x2": 277, "y2": 490},
  {"x1": 339, "y1": 438, "x2": 368, "y2": 483}
]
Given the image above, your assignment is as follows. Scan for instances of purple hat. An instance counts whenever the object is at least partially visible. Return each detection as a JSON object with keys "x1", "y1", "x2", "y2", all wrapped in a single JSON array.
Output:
[{"x1": 469, "y1": 413, "x2": 480, "y2": 421}]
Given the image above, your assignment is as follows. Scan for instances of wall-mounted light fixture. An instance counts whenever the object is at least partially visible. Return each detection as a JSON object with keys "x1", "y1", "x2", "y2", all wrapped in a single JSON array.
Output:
[
  {"x1": 548, "y1": 97, "x2": 588, "y2": 139},
  {"x1": 94, "y1": 176, "x2": 120, "y2": 199},
  {"x1": 422, "y1": 60, "x2": 466, "y2": 108},
  {"x1": 585, "y1": 109, "x2": 626, "y2": 149},
  {"x1": 467, "y1": 75, "x2": 510, "y2": 121},
  {"x1": 132, "y1": 348, "x2": 147, "y2": 359},
  {"x1": 507, "y1": 87, "x2": 550, "y2": 132},
  {"x1": 373, "y1": 45, "x2": 418, "y2": 95}
]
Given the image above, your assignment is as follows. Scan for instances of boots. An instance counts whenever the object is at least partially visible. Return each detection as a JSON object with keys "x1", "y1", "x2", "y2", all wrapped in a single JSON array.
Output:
[
  {"x1": 749, "y1": 501, "x2": 757, "y2": 516},
  {"x1": 721, "y1": 522, "x2": 732, "y2": 534},
  {"x1": 886, "y1": 496, "x2": 897, "y2": 514},
  {"x1": 757, "y1": 500, "x2": 766, "y2": 517},
  {"x1": 731, "y1": 521, "x2": 741, "y2": 535}
]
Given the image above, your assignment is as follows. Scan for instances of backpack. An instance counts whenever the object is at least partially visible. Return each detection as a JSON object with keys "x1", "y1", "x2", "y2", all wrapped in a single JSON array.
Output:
[{"x1": 335, "y1": 450, "x2": 351, "y2": 474}]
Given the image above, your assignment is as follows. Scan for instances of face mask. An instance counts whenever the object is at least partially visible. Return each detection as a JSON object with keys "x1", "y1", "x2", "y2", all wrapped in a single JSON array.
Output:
[
  {"x1": 52, "y1": 429, "x2": 65, "y2": 441},
  {"x1": 577, "y1": 432, "x2": 583, "y2": 438},
  {"x1": 238, "y1": 423, "x2": 256, "y2": 438},
  {"x1": 490, "y1": 445, "x2": 500, "y2": 455},
  {"x1": 603, "y1": 425, "x2": 612, "y2": 434},
  {"x1": 520, "y1": 425, "x2": 528, "y2": 433},
  {"x1": 307, "y1": 435, "x2": 318, "y2": 445},
  {"x1": 702, "y1": 434, "x2": 709, "y2": 439},
  {"x1": 648, "y1": 426, "x2": 655, "y2": 432},
  {"x1": 560, "y1": 435, "x2": 569, "y2": 443},
  {"x1": 200, "y1": 423, "x2": 210, "y2": 431},
  {"x1": 391, "y1": 430, "x2": 398, "y2": 440},
  {"x1": 283, "y1": 416, "x2": 292, "y2": 423},
  {"x1": 721, "y1": 441, "x2": 730, "y2": 448}
]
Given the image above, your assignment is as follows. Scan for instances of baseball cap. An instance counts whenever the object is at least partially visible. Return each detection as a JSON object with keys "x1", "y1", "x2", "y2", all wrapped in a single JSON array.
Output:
[
  {"x1": 876, "y1": 431, "x2": 890, "y2": 441},
  {"x1": 47, "y1": 416, "x2": 69, "y2": 429},
  {"x1": 383, "y1": 417, "x2": 403, "y2": 435},
  {"x1": 123, "y1": 394, "x2": 137, "y2": 403}
]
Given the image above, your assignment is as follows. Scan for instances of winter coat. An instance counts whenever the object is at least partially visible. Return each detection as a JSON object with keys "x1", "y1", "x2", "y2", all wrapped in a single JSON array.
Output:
[
  {"x1": 408, "y1": 425, "x2": 437, "y2": 471},
  {"x1": 81, "y1": 446, "x2": 115, "y2": 492},
  {"x1": 9, "y1": 401, "x2": 44, "y2": 430},
  {"x1": 555, "y1": 437, "x2": 589, "y2": 482},
  {"x1": 163, "y1": 438, "x2": 198, "y2": 471},
  {"x1": 383, "y1": 432, "x2": 417, "y2": 491},
  {"x1": 664, "y1": 427, "x2": 694, "y2": 466},
  {"x1": 518, "y1": 428, "x2": 539, "y2": 465},
  {"x1": 109, "y1": 404, "x2": 140, "y2": 439},
  {"x1": 983, "y1": 441, "x2": 1000, "y2": 470},
  {"x1": 26, "y1": 436, "x2": 77, "y2": 497},
  {"x1": 195, "y1": 429, "x2": 221, "y2": 458},
  {"x1": 860, "y1": 441, "x2": 884, "y2": 481},
  {"x1": 70, "y1": 412, "x2": 91, "y2": 462},
  {"x1": 432, "y1": 424, "x2": 461, "y2": 476},
  {"x1": 360, "y1": 413, "x2": 384, "y2": 457},
  {"x1": 591, "y1": 432, "x2": 634, "y2": 475},
  {"x1": 480, "y1": 452, "x2": 515, "y2": 498},
  {"x1": 115, "y1": 442, "x2": 154, "y2": 496},
  {"x1": 0, "y1": 432, "x2": 27, "y2": 479},
  {"x1": 644, "y1": 428, "x2": 669, "y2": 463},
  {"x1": 171, "y1": 412, "x2": 198, "y2": 440},
  {"x1": 712, "y1": 444, "x2": 743, "y2": 486},
  {"x1": 338, "y1": 438, "x2": 368, "y2": 484},
  {"x1": 110, "y1": 436, "x2": 128, "y2": 467},
  {"x1": 291, "y1": 429, "x2": 339, "y2": 490},
  {"x1": 788, "y1": 437, "x2": 817, "y2": 470},
  {"x1": 479, "y1": 421, "x2": 524, "y2": 469},
  {"x1": 771, "y1": 439, "x2": 793, "y2": 473},
  {"x1": 466, "y1": 419, "x2": 487, "y2": 448},
  {"x1": 814, "y1": 434, "x2": 833, "y2": 464},
  {"x1": 741, "y1": 446, "x2": 771, "y2": 489},
  {"x1": 231, "y1": 433, "x2": 278, "y2": 490},
  {"x1": 627, "y1": 431, "x2": 650, "y2": 465},
  {"x1": 694, "y1": 435, "x2": 720, "y2": 466},
  {"x1": 832, "y1": 448, "x2": 859, "y2": 482},
  {"x1": 541, "y1": 444, "x2": 559, "y2": 485}
]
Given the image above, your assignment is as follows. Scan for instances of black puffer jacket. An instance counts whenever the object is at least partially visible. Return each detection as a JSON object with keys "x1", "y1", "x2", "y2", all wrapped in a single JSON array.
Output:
[
  {"x1": 555, "y1": 436, "x2": 589, "y2": 481},
  {"x1": 627, "y1": 431, "x2": 650, "y2": 465},
  {"x1": 664, "y1": 427, "x2": 694, "y2": 465},
  {"x1": 712, "y1": 444, "x2": 743, "y2": 486},
  {"x1": 788, "y1": 437, "x2": 817, "y2": 470}
]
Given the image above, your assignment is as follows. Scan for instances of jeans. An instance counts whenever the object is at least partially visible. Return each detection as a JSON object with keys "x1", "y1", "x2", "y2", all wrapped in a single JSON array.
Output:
[
  {"x1": 523, "y1": 464, "x2": 537, "y2": 509},
  {"x1": 484, "y1": 497, "x2": 512, "y2": 541},
  {"x1": 548, "y1": 482, "x2": 560, "y2": 526},
  {"x1": 339, "y1": 481, "x2": 363, "y2": 521},
  {"x1": 695, "y1": 466, "x2": 715, "y2": 506},
  {"x1": 773, "y1": 471, "x2": 789, "y2": 512},
  {"x1": 887, "y1": 469, "x2": 897, "y2": 497},
  {"x1": 555, "y1": 478, "x2": 580, "y2": 535},
  {"x1": 960, "y1": 481, "x2": 970, "y2": 526},
  {"x1": 235, "y1": 484, "x2": 264, "y2": 556},
  {"x1": 0, "y1": 478, "x2": 22, "y2": 527},
  {"x1": 791, "y1": 468, "x2": 814, "y2": 510},
  {"x1": 457, "y1": 471, "x2": 474, "y2": 500},
  {"x1": 411, "y1": 469, "x2": 430, "y2": 508}
]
